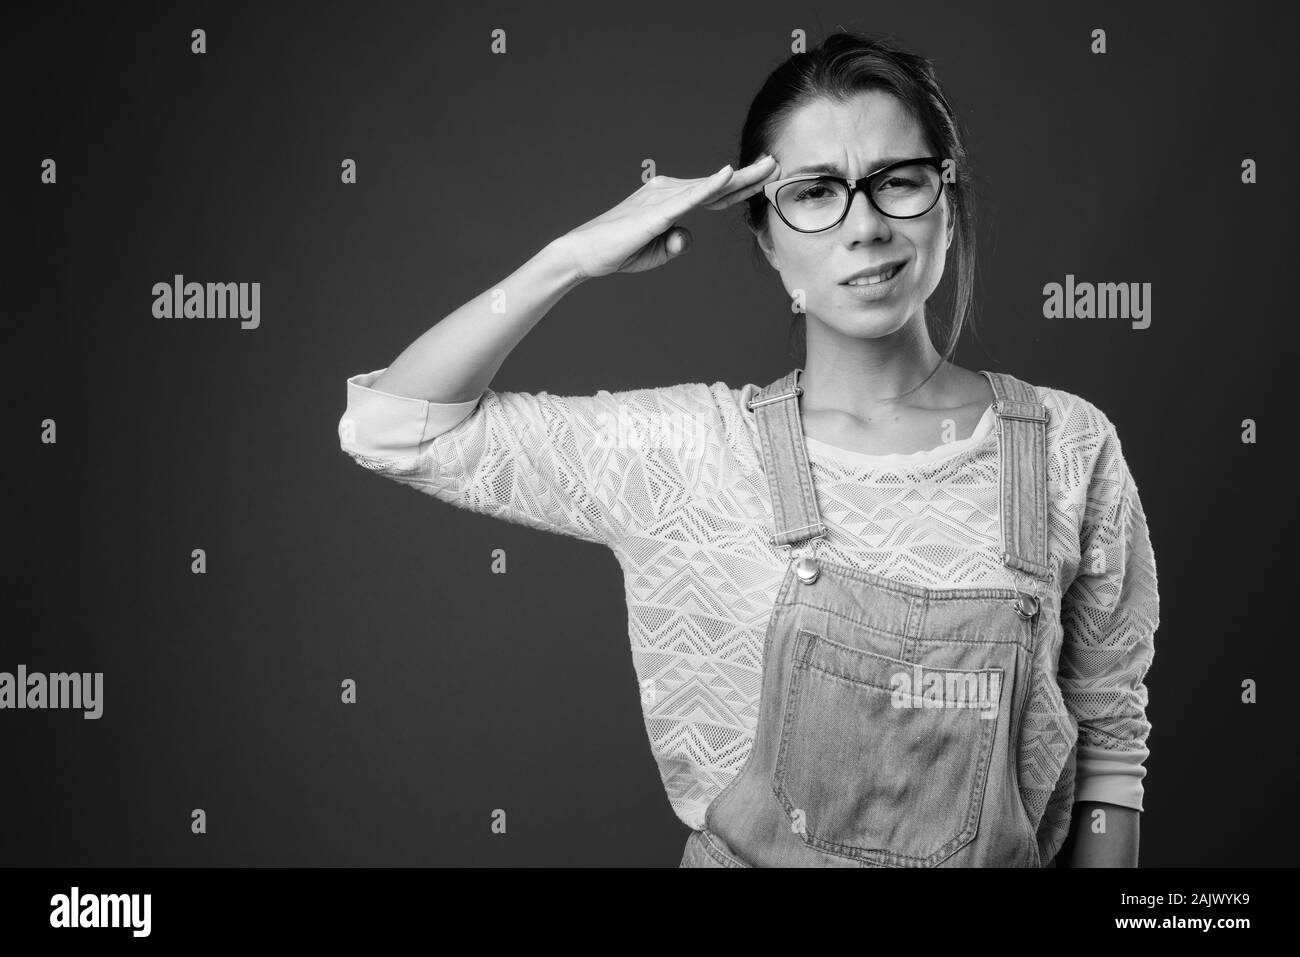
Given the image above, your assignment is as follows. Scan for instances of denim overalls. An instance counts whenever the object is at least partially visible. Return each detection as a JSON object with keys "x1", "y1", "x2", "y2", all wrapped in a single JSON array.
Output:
[{"x1": 680, "y1": 368, "x2": 1074, "y2": 868}]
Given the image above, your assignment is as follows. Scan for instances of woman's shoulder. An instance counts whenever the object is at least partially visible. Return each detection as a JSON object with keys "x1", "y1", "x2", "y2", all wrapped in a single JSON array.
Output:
[
  {"x1": 975, "y1": 376, "x2": 1143, "y2": 530},
  {"x1": 986, "y1": 370, "x2": 1118, "y2": 440},
  {"x1": 1029, "y1": 381, "x2": 1121, "y2": 442},
  {"x1": 1011, "y1": 377, "x2": 1134, "y2": 483}
]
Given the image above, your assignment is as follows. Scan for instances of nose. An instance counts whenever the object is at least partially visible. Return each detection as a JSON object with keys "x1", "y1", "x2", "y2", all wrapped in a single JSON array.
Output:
[{"x1": 839, "y1": 183, "x2": 892, "y2": 243}]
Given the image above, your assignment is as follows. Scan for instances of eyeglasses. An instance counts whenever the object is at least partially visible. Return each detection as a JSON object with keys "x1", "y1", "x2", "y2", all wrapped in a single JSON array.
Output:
[{"x1": 762, "y1": 156, "x2": 947, "y2": 233}]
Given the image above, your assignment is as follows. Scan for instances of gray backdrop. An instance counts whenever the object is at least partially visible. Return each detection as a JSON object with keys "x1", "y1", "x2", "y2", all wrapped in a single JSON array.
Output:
[{"x1": 4, "y1": 0, "x2": 1294, "y2": 865}]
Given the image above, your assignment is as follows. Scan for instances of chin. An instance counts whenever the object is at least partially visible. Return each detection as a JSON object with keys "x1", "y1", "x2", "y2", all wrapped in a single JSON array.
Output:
[{"x1": 816, "y1": 309, "x2": 913, "y2": 341}]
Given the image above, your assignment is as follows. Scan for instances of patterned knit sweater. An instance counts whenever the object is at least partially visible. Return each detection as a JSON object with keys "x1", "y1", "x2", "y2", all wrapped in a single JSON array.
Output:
[{"x1": 338, "y1": 368, "x2": 1160, "y2": 831}]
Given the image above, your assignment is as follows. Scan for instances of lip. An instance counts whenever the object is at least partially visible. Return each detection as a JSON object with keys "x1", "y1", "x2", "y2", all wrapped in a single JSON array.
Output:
[
  {"x1": 839, "y1": 260, "x2": 906, "y2": 300},
  {"x1": 839, "y1": 260, "x2": 908, "y2": 285}
]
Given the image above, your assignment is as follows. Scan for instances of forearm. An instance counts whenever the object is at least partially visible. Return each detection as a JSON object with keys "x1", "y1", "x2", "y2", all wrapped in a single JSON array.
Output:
[
  {"x1": 370, "y1": 237, "x2": 586, "y2": 404},
  {"x1": 1058, "y1": 801, "x2": 1140, "y2": 867}
]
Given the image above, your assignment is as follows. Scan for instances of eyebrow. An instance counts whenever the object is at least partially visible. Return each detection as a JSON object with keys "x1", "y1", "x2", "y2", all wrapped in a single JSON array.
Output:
[{"x1": 787, "y1": 156, "x2": 917, "y2": 176}]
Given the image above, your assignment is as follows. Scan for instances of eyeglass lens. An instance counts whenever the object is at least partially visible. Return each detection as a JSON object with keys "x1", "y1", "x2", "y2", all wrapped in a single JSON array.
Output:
[{"x1": 775, "y1": 162, "x2": 942, "y2": 230}]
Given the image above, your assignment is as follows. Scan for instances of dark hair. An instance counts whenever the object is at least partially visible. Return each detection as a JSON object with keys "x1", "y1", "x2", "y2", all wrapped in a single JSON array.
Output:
[{"x1": 737, "y1": 31, "x2": 978, "y2": 399}]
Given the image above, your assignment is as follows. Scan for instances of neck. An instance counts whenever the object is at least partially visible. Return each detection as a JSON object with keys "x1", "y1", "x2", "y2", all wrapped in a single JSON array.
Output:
[{"x1": 799, "y1": 311, "x2": 951, "y2": 420}]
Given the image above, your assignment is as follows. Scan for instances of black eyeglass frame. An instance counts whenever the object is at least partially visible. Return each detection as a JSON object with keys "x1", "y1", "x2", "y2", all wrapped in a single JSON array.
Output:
[{"x1": 761, "y1": 156, "x2": 948, "y2": 233}]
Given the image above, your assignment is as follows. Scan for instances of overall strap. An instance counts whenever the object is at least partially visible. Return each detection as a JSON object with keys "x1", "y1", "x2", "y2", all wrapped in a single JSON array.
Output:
[
  {"x1": 981, "y1": 370, "x2": 1053, "y2": 584},
  {"x1": 746, "y1": 368, "x2": 826, "y2": 548}
]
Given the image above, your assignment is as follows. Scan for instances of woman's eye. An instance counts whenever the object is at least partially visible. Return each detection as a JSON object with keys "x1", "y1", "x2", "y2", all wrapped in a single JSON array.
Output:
[{"x1": 794, "y1": 184, "x2": 832, "y2": 201}]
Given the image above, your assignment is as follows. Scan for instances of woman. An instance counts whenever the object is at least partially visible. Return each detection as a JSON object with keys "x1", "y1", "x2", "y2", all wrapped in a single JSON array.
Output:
[{"x1": 338, "y1": 31, "x2": 1159, "y2": 868}]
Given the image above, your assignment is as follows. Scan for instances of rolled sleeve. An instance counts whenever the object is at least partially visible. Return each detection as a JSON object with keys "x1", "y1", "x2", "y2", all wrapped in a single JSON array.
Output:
[
  {"x1": 339, "y1": 368, "x2": 482, "y2": 456},
  {"x1": 1073, "y1": 752, "x2": 1148, "y2": 809}
]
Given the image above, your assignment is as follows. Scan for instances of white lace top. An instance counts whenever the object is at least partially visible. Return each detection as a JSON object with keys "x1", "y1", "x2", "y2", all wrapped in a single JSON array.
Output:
[{"x1": 338, "y1": 369, "x2": 1160, "y2": 831}]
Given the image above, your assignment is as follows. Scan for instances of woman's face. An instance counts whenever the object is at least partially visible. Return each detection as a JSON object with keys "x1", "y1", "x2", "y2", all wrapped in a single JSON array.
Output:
[{"x1": 754, "y1": 90, "x2": 954, "y2": 343}]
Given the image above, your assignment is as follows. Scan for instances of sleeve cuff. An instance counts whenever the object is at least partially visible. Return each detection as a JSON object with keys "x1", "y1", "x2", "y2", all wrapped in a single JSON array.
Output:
[
  {"x1": 1073, "y1": 745, "x2": 1148, "y2": 811},
  {"x1": 341, "y1": 368, "x2": 483, "y2": 456}
]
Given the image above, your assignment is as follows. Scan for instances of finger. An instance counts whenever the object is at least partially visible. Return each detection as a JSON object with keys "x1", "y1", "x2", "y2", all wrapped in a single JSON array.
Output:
[
  {"x1": 734, "y1": 154, "x2": 780, "y2": 178},
  {"x1": 664, "y1": 227, "x2": 691, "y2": 257},
  {"x1": 657, "y1": 156, "x2": 774, "y2": 199},
  {"x1": 663, "y1": 158, "x2": 767, "y2": 203},
  {"x1": 703, "y1": 160, "x2": 783, "y2": 209},
  {"x1": 706, "y1": 154, "x2": 778, "y2": 191},
  {"x1": 651, "y1": 165, "x2": 735, "y2": 220},
  {"x1": 654, "y1": 158, "x2": 771, "y2": 223},
  {"x1": 741, "y1": 154, "x2": 779, "y2": 174},
  {"x1": 705, "y1": 170, "x2": 782, "y2": 209},
  {"x1": 710, "y1": 155, "x2": 777, "y2": 190},
  {"x1": 636, "y1": 226, "x2": 692, "y2": 270},
  {"x1": 705, "y1": 181, "x2": 772, "y2": 210}
]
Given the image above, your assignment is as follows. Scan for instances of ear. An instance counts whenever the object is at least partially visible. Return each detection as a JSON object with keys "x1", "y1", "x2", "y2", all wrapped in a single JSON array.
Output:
[{"x1": 751, "y1": 222, "x2": 780, "y2": 271}]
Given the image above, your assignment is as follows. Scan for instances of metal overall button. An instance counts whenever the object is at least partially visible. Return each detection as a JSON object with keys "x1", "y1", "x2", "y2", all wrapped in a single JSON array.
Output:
[
  {"x1": 1013, "y1": 592, "x2": 1040, "y2": 619},
  {"x1": 790, "y1": 540, "x2": 821, "y2": 585}
]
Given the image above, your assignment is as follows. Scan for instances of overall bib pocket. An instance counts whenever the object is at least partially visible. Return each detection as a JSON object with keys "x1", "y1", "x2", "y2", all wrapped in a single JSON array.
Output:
[{"x1": 772, "y1": 629, "x2": 1003, "y2": 866}]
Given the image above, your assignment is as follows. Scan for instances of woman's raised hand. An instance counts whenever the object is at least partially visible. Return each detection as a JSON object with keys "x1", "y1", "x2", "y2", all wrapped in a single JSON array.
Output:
[{"x1": 557, "y1": 155, "x2": 781, "y2": 281}]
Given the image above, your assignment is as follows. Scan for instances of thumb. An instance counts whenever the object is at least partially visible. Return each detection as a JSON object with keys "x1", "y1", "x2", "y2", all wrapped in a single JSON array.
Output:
[{"x1": 664, "y1": 227, "x2": 692, "y2": 257}]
